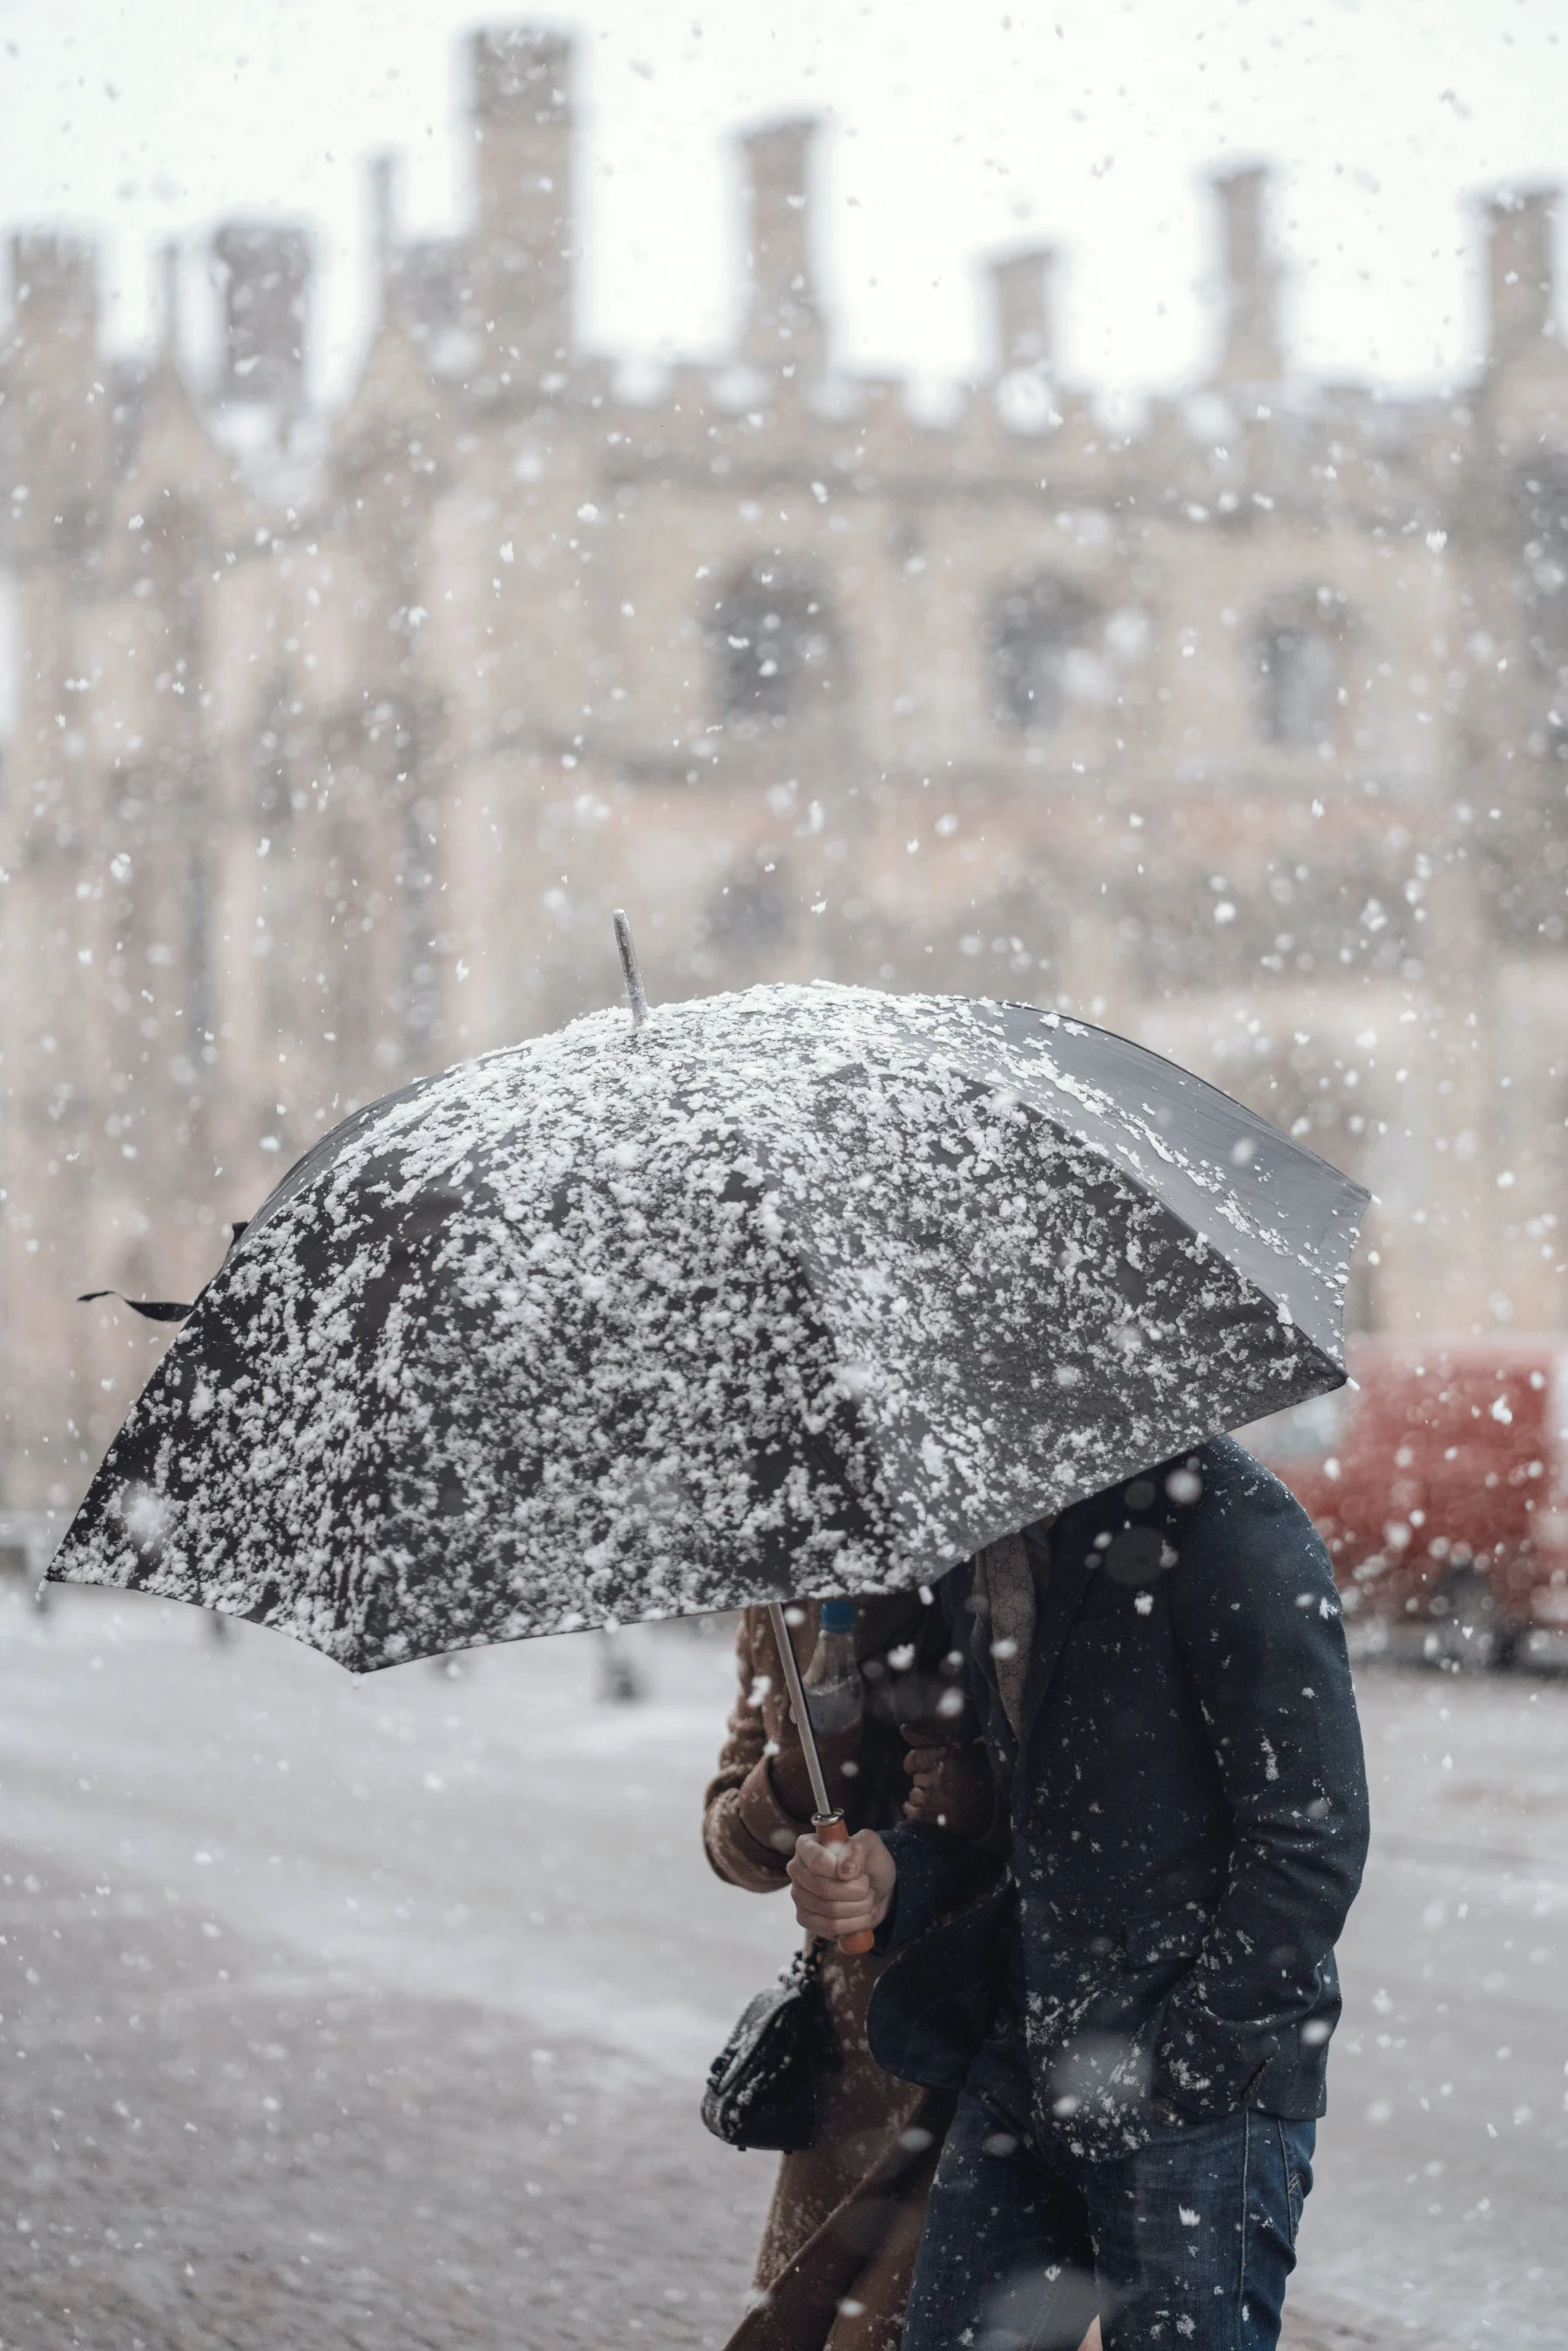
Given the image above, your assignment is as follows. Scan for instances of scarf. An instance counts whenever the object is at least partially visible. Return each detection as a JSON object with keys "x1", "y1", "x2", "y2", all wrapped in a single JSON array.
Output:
[{"x1": 971, "y1": 1530, "x2": 1037, "y2": 1740}]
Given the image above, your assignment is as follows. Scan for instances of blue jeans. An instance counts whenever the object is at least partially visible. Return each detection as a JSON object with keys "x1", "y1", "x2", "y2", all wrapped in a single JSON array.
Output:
[{"x1": 903, "y1": 2042, "x2": 1315, "y2": 2351}]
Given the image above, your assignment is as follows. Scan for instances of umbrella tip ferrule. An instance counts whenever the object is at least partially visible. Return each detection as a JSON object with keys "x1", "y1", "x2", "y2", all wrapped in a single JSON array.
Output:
[{"x1": 612, "y1": 909, "x2": 648, "y2": 1034}]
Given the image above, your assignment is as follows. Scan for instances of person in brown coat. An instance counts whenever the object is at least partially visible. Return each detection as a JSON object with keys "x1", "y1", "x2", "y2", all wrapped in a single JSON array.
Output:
[{"x1": 703, "y1": 1592, "x2": 995, "y2": 2351}]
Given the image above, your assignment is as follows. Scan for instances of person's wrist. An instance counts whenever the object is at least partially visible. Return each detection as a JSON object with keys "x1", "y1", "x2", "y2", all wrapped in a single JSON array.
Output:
[
  {"x1": 766, "y1": 1726, "x2": 859, "y2": 1819},
  {"x1": 870, "y1": 1878, "x2": 900, "y2": 1952},
  {"x1": 766, "y1": 1765, "x2": 818, "y2": 1828}
]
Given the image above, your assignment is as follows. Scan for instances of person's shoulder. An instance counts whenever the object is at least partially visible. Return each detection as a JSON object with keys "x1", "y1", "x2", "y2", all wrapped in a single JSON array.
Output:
[
  {"x1": 1192, "y1": 1434, "x2": 1308, "y2": 1519},
  {"x1": 1179, "y1": 1434, "x2": 1335, "y2": 1582}
]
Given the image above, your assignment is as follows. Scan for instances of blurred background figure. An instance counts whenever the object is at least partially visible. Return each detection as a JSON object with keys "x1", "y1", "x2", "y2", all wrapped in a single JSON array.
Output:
[{"x1": 595, "y1": 1623, "x2": 645, "y2": 1701}]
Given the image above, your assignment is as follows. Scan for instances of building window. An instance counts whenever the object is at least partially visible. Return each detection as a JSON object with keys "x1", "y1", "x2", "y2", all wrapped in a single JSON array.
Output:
[
  {"x1": 1255, "y1": 595, "x2": 1345, "y2": 746},
  {"x1": 255, "y1": 672, "x2": 296, "y2": 824},
  {"x1": 990, "y1": 575, "x2": 1096, "y2": 732},
  {"x1": 713, "y1": 562, "x2": 841, "y2": 726},
  {"x1": 1518, "y1": 463, "x2": 1568, "y2": 679}
]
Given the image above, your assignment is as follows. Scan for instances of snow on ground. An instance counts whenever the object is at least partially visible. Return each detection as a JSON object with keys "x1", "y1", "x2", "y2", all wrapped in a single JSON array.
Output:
[
  {"x1": 0, "y1": 1585, "x2": 799, "y2": 2079},
  {"x1": 1304, "y1": 1660, "x2": 1568, "y2": 2348},
  {"x1": 0, "y1": 1581, "x2": 1563, "y2": 2347}
]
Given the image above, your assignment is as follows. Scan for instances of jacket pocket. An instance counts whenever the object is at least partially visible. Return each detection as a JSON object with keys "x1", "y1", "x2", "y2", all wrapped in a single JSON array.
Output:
[{"x1": 1120, "y1": 1910, "x2": 1207, "y2": 1970}]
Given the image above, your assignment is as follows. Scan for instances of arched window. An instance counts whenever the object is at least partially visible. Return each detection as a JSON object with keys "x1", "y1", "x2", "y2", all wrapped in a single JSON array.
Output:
[
  {"x1": 1254, "y1": 591, "x2": 1347, "y2": 747},
  {"x1": 990, "y1": 575, "x2": 1097, "y2": 731},
  {"x1": 713, "y1": 562, "x2": 841, "y2": 727}
]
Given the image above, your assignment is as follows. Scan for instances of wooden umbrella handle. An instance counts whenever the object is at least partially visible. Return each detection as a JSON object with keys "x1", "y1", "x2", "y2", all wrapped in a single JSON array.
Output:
[{"x1": 814, "y1": 1813, "x2": 875, "y2": 1956}]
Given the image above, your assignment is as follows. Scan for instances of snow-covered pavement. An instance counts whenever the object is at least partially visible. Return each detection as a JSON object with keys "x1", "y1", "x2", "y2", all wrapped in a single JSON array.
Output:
[
  {"x1": 0, "y1": 1584, "x2": 1563, "y2": 2348},
  {"x1": 1305, "y1": 1657, "x2": 1568, "y2": 2347},
  {"x1": 0, "y1": 1588, "x2": 800, "y2": 2077}
]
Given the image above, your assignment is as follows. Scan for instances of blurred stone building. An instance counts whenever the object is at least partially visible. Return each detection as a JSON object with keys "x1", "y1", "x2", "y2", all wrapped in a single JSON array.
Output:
[{"x1": 2, "y1": 23, "x2": 1566, "y2": 1510}]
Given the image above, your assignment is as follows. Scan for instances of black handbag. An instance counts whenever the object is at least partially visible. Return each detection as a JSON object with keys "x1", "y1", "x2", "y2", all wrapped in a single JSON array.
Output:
[{"x1": 701, "y1": 1938, "x2": 842, "y2": 2152}]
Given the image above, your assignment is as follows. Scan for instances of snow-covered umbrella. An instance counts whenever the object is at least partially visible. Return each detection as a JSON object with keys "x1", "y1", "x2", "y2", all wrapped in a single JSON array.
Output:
[{"x1": 49, "y1": 924, "x2": 1367, "y2": 1672}]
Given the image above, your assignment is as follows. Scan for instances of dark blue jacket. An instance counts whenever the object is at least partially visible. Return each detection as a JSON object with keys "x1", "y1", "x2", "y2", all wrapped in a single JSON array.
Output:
[{"x1": 866, "y1": 1438, "x2": 1370, "y2": 2156}]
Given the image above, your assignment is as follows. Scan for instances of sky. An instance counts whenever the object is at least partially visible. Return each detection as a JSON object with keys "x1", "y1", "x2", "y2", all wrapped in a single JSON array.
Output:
[{"x1": 1, "y1": 0, "x2": 1566, "y2": 409}]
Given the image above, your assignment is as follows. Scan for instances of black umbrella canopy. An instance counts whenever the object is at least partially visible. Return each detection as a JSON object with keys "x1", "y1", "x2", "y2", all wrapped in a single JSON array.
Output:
[{"x1": 50, "y1": 985, "x2": 1367, "y2": 1671}]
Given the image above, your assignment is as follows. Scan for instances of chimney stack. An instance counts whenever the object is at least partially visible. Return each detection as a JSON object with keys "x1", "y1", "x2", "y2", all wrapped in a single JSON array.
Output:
[
  {"x1": 990, "y1": 248, "x2": 1056, "y2": 374},
  {"x1": 739, "y1": 118, "x2": 826, "y2": 379},
  {"x1": 9, "y1": 233, "x2": 98, "y2": 342},
  {"x1": 369, "y1": 152, "x2": 399, "y2": 303},
  {"x1": 1484, "y1": 186, "x2": 1558, "y2": 368},
  {"x1": 468, "y1": 25, "x2": 574, "y2": 381},
  {"x1": 1212, "y1": 165, "x2": 1281, "y2": 388},
  {"x1": 158, "y1": 240, "x2": 182, "y2": 361},
  {"x1": 3, "y1": 234, "x2": 109, "y2": 558},
  {"x1": 211, "y1": 221, "x2": 313, "y2": 409}
]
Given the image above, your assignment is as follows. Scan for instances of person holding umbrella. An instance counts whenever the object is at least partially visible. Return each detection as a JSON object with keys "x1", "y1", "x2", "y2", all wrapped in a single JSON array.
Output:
[
  {"x1": 54, "y1": 939, "x2": 1370, "y2": 2347},
  {"x1": 785, "y1": 1440, "x2": 1370, "y2": 2351},
  {"x1": 703, "y1": 1591, "x2": 996, "y2": 2351}
]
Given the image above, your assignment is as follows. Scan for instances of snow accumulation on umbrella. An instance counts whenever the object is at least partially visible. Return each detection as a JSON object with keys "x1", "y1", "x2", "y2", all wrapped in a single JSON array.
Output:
[{"x1": 51, "y1": 984, "x2": 1367, "y2": 1671}]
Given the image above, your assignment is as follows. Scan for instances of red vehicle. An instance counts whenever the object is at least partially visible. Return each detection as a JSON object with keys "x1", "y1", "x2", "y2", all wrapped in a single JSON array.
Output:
[{"x1": 1244, "y1": 1337, "x2": 1568, "y2": 1666}]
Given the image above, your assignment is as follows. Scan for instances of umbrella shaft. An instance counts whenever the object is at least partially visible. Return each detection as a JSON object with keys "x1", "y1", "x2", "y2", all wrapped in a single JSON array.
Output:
[{"x1": 767, "y1": 1600, "x2": 834, "y2": 1820}]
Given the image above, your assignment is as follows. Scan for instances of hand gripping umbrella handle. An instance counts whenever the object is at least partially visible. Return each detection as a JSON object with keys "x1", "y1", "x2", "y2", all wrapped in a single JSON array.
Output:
[
  {"x1": 767, "y1": 1601, "x2": 875, "y2": 1958},
  {"x1": 812, "y1": 1814, "x2": 875, "y2": 1958}
]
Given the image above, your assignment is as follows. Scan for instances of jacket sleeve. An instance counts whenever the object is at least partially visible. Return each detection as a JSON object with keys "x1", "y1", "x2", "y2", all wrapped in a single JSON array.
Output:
[
  {"x1": 875, "y1": 1817, "x2": 1008, "y2": 1953},
  {"x1": 1155, "y1": 1443, "x2": 1371, "y2": 2116},
  {"x1": 701, "y1": 1608, "x2": 813, "y2": 1893}
]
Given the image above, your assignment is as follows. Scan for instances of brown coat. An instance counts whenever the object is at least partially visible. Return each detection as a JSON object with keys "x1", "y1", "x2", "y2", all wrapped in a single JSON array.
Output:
[{"x1": 702, "y1": 1597, "x2": 961, "y2": 2351}]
